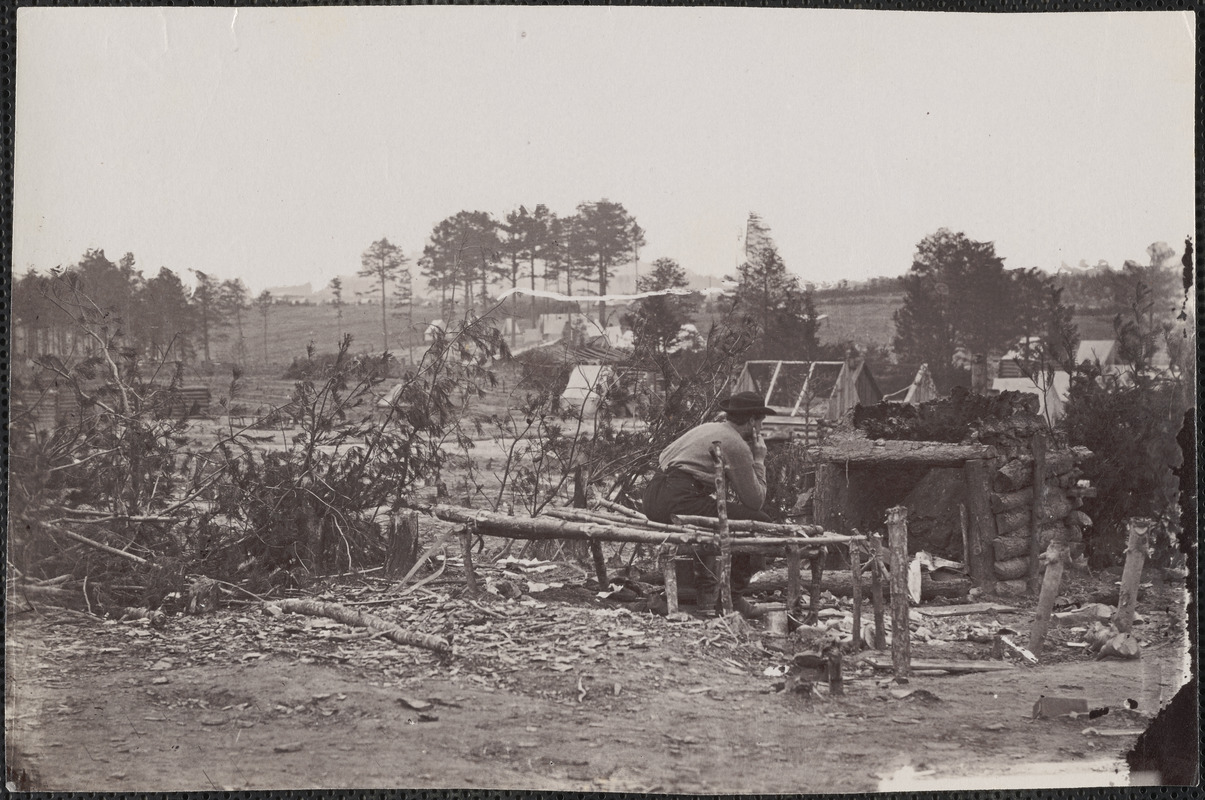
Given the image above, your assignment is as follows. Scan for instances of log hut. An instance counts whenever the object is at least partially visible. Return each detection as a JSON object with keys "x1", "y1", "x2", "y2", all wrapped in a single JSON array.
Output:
[{"x1": 807, "y1": 391, "x2": 1092, "y2": 595}]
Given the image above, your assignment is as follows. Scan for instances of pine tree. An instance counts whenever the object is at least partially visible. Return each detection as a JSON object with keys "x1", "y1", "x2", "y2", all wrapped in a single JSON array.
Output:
[
  {"x1": 358, "y1": 238, "x2": 408, "y2": 352},
  {"x1": 728, "y1": 214, "x2": 820, "y2": 361}
]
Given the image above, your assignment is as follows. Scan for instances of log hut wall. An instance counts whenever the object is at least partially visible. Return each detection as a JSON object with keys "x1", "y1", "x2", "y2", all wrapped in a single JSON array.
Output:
[{"x1": 986, "y1": 441, "x2": 1091, "y2": 594}]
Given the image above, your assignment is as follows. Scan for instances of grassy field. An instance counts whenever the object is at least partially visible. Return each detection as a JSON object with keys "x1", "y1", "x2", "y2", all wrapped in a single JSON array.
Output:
[{"x1": 814, "y1": 291, "x2": 903, "y2": 351}]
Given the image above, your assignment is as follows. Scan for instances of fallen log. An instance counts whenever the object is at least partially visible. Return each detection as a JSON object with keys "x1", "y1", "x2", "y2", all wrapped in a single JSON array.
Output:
[
  {"x1": 746, "y1": 566, "x2": 970, "y2": 601},
  {"x1": 270, "y1": 598, "x2": 451, "y2": 655},
  {"x1": 11, "y1": 583, "x2": 76, "y2": 604}
]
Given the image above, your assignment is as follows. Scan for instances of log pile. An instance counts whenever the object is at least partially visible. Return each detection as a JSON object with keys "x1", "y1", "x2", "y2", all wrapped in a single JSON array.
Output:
[{"x1": 988, "y1": 440, "x2": 1092, "y2": 594}]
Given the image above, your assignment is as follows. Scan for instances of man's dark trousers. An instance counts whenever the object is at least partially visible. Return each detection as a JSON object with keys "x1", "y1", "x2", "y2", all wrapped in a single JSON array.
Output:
[{"x1": 643, "y1": 470, "x2": 769, "y2": 609}]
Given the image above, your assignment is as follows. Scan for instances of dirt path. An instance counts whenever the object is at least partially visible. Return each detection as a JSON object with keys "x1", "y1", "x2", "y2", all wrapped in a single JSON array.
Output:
[{"x1": 5, "y1": 572, "x2": 1191, "y2": 792}]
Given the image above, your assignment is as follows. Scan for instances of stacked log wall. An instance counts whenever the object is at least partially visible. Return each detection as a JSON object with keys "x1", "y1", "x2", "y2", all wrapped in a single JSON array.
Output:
[{"x1": 988, "y1": 443, "x2": 1090, "y2": 595}]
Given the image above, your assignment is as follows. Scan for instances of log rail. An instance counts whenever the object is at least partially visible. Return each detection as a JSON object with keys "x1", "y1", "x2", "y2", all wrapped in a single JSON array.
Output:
[{"x1": 400, "y1": 500, "x2": 866, "y2": 624}]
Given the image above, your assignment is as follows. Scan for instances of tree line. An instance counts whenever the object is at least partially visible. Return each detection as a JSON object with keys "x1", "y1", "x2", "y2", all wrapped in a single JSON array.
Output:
[
  {"x1": 347, "y1": 199, "x2": 647, "y2": 352},
  {"x1": 13, "y1": 213, "x2": 1187, "y2": 391},
  {"x1": 12, "y1": 250, "x2": 275, "y2": 369}
]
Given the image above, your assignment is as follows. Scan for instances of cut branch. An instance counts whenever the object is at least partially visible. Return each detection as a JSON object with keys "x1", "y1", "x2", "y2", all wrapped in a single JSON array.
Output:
[
  {"x1": 270, "y1": 598, "x2": 451, "y2": 655},
  {"x1": 60, "y1": 529, "x2": 150, "y2": 565}
]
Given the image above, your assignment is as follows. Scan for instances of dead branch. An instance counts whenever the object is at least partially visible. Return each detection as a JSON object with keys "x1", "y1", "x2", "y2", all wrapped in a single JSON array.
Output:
[
  {"x1": 59, "y1": 529, "x2": 150, "y2": 565},
  {"x1": 269, "y1": 598, "x2": 452, "y2": 655}
]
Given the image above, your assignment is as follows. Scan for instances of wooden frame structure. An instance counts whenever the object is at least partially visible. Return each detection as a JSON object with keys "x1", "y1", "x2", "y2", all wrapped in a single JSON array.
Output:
[{"x1": 405, "y1": 501, "x2": 868, "y2": 634}]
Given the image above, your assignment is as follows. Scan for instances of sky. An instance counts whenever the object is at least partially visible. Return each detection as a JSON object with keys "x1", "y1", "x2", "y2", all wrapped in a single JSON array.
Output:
[{"x1": 13, "y1": 7, "x2": 1197, "y2": 293}]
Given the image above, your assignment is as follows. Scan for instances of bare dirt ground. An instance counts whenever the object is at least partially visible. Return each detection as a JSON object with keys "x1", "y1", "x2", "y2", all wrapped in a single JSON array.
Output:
[{"x1": 5, "y1": 553, "x2": 1192, "y2": 793}]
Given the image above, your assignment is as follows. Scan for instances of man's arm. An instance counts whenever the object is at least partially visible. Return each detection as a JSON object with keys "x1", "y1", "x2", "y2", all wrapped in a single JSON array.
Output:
[{"x1": 721, "y1": 431, "x2": 767, "y2": 510}]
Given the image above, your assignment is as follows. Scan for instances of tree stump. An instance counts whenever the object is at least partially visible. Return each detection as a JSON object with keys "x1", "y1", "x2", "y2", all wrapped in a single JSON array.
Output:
[{"x1": 384, "y1": 512, "x2": 421, "y2": 579}]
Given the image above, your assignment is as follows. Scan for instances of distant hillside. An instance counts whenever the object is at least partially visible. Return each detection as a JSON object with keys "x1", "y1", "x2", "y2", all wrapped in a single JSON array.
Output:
[{"x1": 814, "y1": 292, "x2": 903, "y2": 351}]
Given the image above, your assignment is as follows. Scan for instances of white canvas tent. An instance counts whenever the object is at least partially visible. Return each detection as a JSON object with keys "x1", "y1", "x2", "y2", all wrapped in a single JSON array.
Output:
[{"x1": 562, "y1": 364, "x2": 610, "y2": 417}]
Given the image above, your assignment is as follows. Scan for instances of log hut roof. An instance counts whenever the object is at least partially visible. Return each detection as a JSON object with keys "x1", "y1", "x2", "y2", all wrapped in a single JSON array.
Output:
[{"x1": 810, "y1": 434, "x2": 998, "y2": 467}]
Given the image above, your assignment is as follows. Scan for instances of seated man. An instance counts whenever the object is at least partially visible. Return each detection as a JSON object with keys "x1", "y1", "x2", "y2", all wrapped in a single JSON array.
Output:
[{"x1": 643, "y1": 391, "x2": 775, "y2": 617}]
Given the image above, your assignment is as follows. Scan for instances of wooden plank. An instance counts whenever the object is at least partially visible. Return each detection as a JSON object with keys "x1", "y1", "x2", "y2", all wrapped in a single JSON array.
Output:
[
  {"x1": 916, "y1": 602, "x2": 1019, "y2": 617},
  {"x1": 863, "y1": 655, "x2": 1017, "y2": 673}
]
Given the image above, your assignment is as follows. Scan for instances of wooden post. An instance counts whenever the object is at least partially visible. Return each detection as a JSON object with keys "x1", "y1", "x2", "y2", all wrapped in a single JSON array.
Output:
[
  {"x1": 575, "y1": 466, "x2": 608, "y2": 588},
  {"x1": 589, "y1": 541, "x2": 608, "y2": 590},
  {"x1": 785, "y1": 545, "x2": 802, "y2": 624},
  {"x1": 1114, "y1": 518, "x2": 1153, "y2": 633},
  {"x1": 808, "y1": 549, "x2": 825, "y2": 624},
  {"x1": 962, "y1": 459, "x2": 998, "y2": 592},
  {"x1": 813, "y1": 463, "x2": 843, "y2": 531},
  {"x1": 826, "y1": 649, "x2": 844, "y2": 696},
  {"x1": 458, "y1": 525, "x2": 479, "y2": 597},
  {"x1": 660, "y1": 544, "x2": 679, "y2": 616},
  {"x1": 886, "y1": 506, "x2": 911, "y2": 678},
  {"x1": 959, "y1": 503, "x2": 969, "y2": 572},
  {"x1": 1027, "y1": 538, "x2": 1066, "y2": 656},
  {"x1": 850, "y1": 540, "x2": 863, "y2": 653},
  {"x1": 1028, "y1": 435, "x2": 1047, "y2": 593},
  {"x1": 710, "y1": 443, "x2": 733, "y2": 617},
  {"x1": 870, "y1": 532, "x2": 887, "y2": 650}
]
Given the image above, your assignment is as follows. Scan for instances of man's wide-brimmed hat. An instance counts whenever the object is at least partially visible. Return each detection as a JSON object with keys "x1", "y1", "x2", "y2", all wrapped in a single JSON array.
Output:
[{"x1": 718, "y1": 391, "x2": 777, "y2": 416}]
